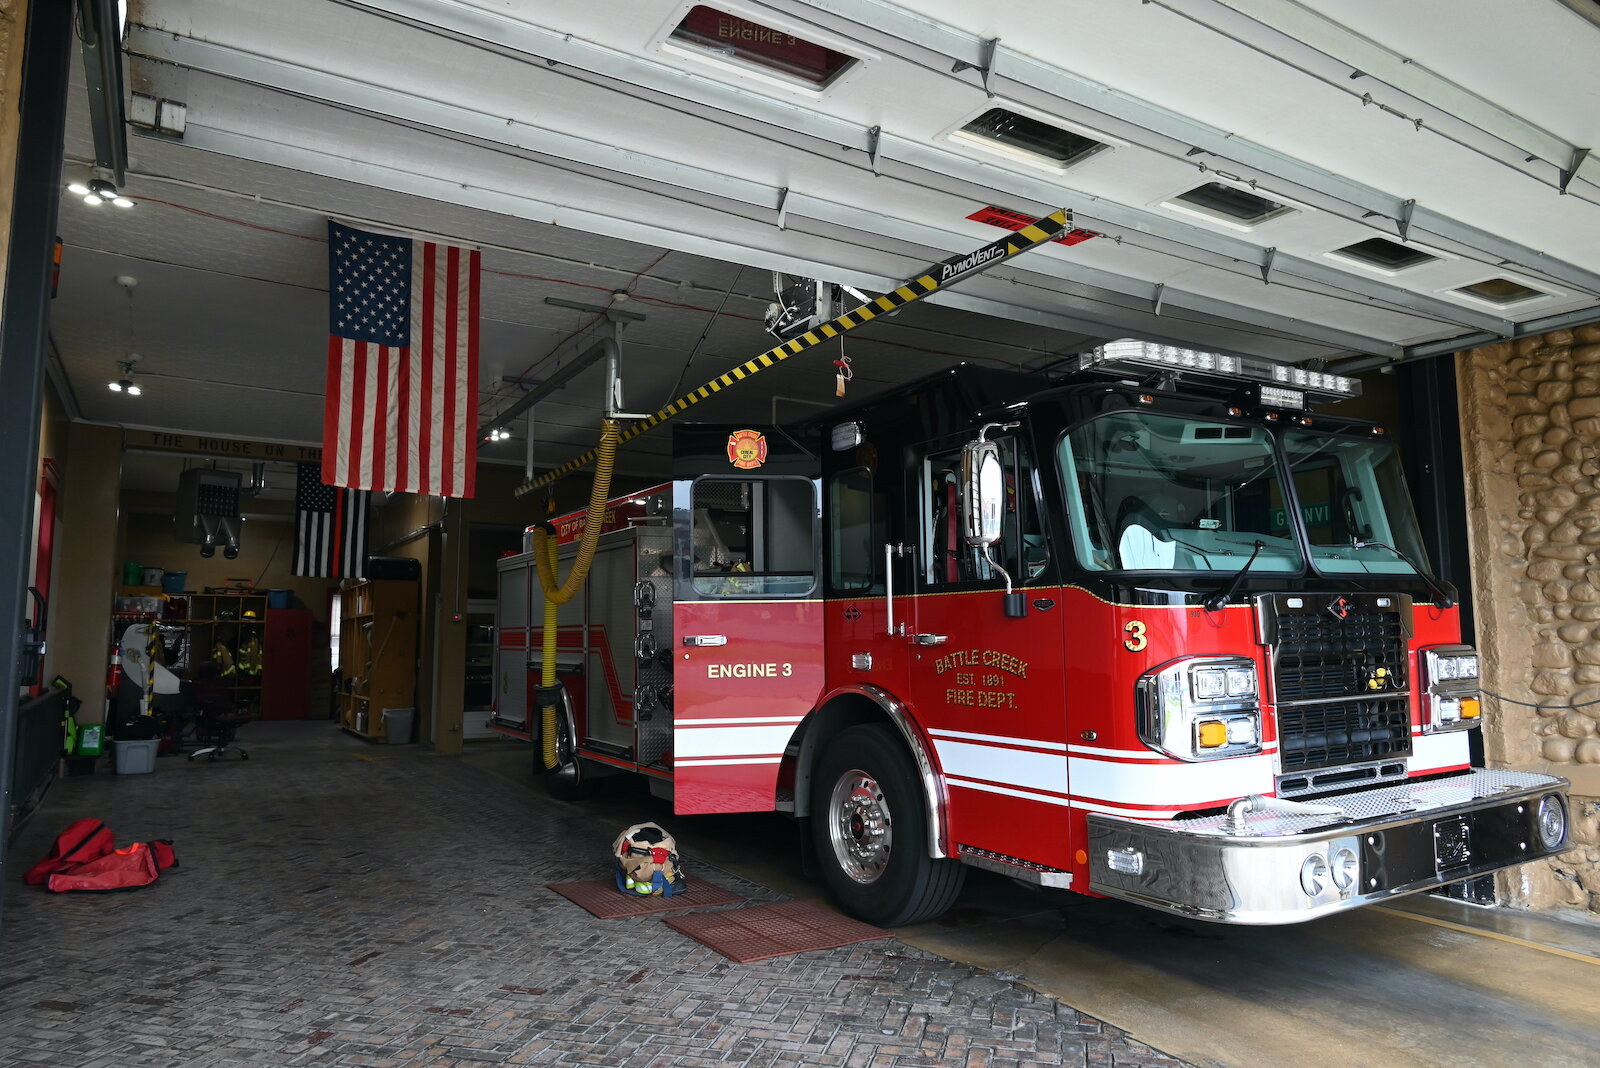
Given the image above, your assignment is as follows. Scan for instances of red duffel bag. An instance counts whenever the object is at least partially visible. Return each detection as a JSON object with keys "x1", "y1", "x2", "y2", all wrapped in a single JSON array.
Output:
[
  {"x1": 24, "y1": 818, "x2": 114, "y2": 885},
  {"x1": 25, "y1": 819, "x2": 178, "y2": 893}
]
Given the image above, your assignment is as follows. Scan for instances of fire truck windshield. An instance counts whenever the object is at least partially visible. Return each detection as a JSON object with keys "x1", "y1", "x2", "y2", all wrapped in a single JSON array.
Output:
[
  {"x1": 1282, "y1": 430, "x2": 1428, "y2": 576},
  {"x1": 1058, "y1": 411, "x2": 1427, "y2": 578}
]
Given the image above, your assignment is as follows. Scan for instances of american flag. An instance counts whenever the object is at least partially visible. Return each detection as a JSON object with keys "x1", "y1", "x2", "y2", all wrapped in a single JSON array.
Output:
[
  {"x1": 293, "y1": 463, "x2": 371, "y2": 579},
  {"x1": 323, "y1": 221, "x2": 480, "y2": 498}
]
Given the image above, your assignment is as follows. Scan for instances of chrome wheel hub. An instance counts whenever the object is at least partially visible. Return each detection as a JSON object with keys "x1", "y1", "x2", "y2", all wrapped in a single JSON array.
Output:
[{"x1": 828, "y1": 770, "x2": 892, "y2": 884}]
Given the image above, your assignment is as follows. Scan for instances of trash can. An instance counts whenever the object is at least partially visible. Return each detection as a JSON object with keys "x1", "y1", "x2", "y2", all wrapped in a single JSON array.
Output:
[
  {"x1": 381, "y1": 707, "x2": 415, "y2": 745},
  {"x1": 111, "y1": 738, "x2": 159, "y2": 774},
  {"x1": 267, "y1": 588, "x2": 292, "y2": 610}
]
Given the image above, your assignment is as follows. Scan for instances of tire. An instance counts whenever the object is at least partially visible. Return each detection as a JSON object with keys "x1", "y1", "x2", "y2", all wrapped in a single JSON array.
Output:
[
  {"x1": 540, "y1": 693, "x2": 596, "y2": 801},
  {"x1": 809, "y1": 724, "x2": 966, "y2": 926}
]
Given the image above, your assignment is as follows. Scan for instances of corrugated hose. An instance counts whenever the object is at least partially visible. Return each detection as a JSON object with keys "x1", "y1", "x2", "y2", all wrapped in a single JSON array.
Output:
[{"x1": 531, "y1": 419, "x2": 619, "y2": 770}]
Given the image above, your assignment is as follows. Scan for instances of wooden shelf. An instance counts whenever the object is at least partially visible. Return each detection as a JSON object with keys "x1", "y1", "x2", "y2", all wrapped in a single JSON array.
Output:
[{"x1": 338, "y1": 578, "x2": 416, "y2": 740}]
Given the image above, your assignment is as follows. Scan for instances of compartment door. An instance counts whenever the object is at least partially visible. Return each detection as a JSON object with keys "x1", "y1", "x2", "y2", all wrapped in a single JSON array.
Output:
[{"x1": 669, "y1": 435, "x2": 823, "y2": 814}]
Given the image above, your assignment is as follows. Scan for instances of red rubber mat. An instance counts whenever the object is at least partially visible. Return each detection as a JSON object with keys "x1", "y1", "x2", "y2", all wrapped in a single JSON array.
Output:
[
  {"x1": 546, "y1": 878, "x2": 745, "y2": 918},
  {"x1": 662, "y1": 899, "x2": 892, "y2": 962}
]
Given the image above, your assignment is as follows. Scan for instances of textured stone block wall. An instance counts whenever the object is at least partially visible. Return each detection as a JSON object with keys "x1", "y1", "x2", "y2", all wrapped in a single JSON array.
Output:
[{"x1": 1459, "y1": 325, "x2": 1600, "y2": 913}]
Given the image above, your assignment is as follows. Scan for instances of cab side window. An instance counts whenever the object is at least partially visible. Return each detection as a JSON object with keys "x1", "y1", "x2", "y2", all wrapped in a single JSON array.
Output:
[
  {"x1": 829, "y1": 466, "x2": 883, "y2": 592},
  {"x1": 921, "y1": 437, "x2": 1046, "y2": 586},
  {"x1": 689, "y1": 477, "x2": 816, "y2": 598}
]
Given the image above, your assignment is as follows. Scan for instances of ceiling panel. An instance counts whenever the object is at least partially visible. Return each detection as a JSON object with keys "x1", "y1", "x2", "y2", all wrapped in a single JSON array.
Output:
[{"x1": 50, "y1": 0, "x2": 1600, "y2": 492}]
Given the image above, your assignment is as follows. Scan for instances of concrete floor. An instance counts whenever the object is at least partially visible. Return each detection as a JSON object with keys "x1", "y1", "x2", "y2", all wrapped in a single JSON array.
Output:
[{"x1": 5, "y1": 722, "x2": 1598, "y2": 1067}]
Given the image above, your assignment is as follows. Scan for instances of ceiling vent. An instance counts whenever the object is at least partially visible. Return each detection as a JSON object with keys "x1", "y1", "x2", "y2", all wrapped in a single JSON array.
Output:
[
  {"x1": 1454, "y1": 277, "x2": 1545, "y2": 305},
  {"x1": 1331, "y1": 237, "x2": 1438, "y2": 272},
  {"x1": 1166, "y1": 182, "x2": 1294, "y2": 227},
  {"x1": 952, "y1": 107, "x2": 1108, "y2": 170}
]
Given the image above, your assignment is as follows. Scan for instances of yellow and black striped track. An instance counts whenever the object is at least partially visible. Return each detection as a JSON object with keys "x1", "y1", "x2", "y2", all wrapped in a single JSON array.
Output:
[{"x1": 515, "y1": 209, "x2": 1071, "y2": 496}]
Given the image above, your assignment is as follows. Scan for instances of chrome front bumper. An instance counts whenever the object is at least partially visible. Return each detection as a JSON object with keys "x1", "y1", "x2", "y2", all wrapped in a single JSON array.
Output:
[{"x1": 1086, "y1": 769, "x2": 1570, "y2": 924}]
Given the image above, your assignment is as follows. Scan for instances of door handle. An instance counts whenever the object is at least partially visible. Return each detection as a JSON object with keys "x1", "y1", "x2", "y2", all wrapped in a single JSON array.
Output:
[
  {"x1": 913, "y1": 634, "x2": 947, "y2": 646},
  {"x1": 682, "y1": 635, "x2": 727, "y2": 647}
]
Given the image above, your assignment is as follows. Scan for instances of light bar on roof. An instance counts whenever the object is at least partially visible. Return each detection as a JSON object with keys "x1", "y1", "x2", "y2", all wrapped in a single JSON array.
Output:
[{"x1": 1078, "y1": 339, "x2": 1361, "y2": 401}]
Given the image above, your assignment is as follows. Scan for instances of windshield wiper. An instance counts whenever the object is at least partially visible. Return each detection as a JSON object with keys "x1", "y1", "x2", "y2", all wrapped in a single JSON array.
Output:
[
  {"x1": 1203, "y1": 540, "x2": 1264, "y2": 613},
  {"x1": 1352, "y1": 540, "x2": 1455, "y2": 609}
]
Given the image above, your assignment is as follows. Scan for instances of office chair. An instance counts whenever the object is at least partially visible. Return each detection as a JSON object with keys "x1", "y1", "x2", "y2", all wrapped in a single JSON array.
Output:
[{"x1": 186, "y1": 660, "x2": 252, "y2": 762}]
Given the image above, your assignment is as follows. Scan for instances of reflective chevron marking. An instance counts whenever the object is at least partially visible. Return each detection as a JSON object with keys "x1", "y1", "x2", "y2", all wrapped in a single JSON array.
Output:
[{"x1": 515, "y1": 209, "x2": 1072, "y2": 495}]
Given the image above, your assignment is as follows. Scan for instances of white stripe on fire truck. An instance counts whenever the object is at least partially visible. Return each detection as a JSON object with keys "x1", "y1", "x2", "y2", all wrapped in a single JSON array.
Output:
[
  {"x1": 929, "y1": 728, "x2": 1066, "y2": 752},
  {"x1": 933, "y1": 739, "x2": 1068, "y2": 796},
  {"x1": 945, "y1": 776, "x2": 1073, "y2": 808},
  {"x1": 673, "y1": 723, "x2": 799, "y2": 759},
  {"x1": 1067, "y1": 753, "x2": 1274, "y2": 806},
  {"x1": 1408, "y1": 730, "x2": 1471, "y2": 771},
  {"x1": 674, "y1": 757, "x2": 784, "y2": 767},
  {"x1": 679, "y1": 716, "x2": 806, "y2": 727},
  {"x1": 1067, "y1": 742, "x2": 1279, "y2": 761},
  {"x1": 1069, "y1": 798, "x2": 1193, "y2": 819}
]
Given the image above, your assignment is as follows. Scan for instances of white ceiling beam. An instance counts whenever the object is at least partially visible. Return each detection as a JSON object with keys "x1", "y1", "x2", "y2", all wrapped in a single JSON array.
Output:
[
  {"x1": 789, "y1": 0, "x2": 1600, "y2": 296},
  {"x1": 127, "y1": 29, "x2": 1401, "y2": 357},
  {"x1": 160, "y1": 122, "x2": 1267, "y2": 355},
  {"x1": 304, "y1": 3, "x2": 1518, "y2": 336},
  {"x1": 1198, "y1": 0, "x2": 1600, "y2": 196}
]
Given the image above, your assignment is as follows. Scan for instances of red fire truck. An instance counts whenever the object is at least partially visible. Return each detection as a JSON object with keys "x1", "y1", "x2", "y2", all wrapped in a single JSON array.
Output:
[{"x1": 492, "y1": 339, "x2": 1570, "y2": 925}]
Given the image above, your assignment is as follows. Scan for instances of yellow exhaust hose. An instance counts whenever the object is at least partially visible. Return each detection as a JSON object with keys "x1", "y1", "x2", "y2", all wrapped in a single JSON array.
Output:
[{"x1": 532, "y1": 419, "x2": 620, "y2": 769}]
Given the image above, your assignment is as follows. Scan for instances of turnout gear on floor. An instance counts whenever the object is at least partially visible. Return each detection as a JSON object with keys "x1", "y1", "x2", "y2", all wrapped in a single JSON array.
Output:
[{"x1": 612, "y1": 822, "x2": 686, "y2": 896}]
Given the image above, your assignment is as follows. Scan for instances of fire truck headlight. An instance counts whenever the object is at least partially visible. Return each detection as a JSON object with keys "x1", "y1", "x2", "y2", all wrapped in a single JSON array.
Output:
[
  {"x1": 1193, "y1": 668, "x2": 1228, "y2": 701},
  {"x1": 1421, "y1": 645, "x2": 1482, "y2": 734},
  {"x1": 1138, "y1": 656, "x2": 1263, "y2": 761}
]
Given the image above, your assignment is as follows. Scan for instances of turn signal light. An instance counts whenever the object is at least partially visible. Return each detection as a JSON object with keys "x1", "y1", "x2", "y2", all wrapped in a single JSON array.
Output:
[
  {"x1": 1461, "y1": 698, "x2": 1481, "y2": 719},
  {"x1": 1197, "y1": 720, "x2": 1228, "y2": 748}
]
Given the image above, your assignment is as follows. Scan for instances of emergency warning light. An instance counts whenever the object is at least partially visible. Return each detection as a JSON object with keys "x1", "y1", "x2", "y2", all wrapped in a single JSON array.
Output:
[{"x1": 1079, "y1": 339, "x2": 1361, "y2": 403}]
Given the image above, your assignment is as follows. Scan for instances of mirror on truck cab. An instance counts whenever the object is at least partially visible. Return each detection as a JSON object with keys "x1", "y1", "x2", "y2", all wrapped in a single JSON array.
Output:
[
  {"x1": 960, "y1": 423, "x2": 1026, "y2": 617},
  {"x1": 960, "y1": 439, "x2": 1004, "y2": 549}
]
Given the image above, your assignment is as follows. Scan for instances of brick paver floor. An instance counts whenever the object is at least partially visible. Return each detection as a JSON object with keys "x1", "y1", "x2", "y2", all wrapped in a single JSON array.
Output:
[{"x1": 0, "y1": 723, "x2": 1193, "y2": 1068}]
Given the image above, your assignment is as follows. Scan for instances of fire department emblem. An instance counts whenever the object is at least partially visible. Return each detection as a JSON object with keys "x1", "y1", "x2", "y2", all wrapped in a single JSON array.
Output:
[{"x1": 727, "y1": 429, "x2": 768, "y2": 470}]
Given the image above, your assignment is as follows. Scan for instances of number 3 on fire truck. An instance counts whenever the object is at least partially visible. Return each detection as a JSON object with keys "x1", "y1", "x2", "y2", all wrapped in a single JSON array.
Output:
[{"x1": 1123, "y1": 620, "x2": 1148, "y2": 652}]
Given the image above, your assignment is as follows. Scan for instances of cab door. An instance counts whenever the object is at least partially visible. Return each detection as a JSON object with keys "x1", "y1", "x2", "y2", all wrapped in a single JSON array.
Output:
[
  {"x1": 670, "y1": 425, "x2": 825, "y2": 814},
  {"x1": 902, "y1": 433, "x2": 1074, "y2": 871}
]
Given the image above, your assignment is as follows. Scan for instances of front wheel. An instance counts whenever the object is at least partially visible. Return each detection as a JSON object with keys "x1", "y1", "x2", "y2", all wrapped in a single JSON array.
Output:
[{"x1": 809, "y1": 724, "x2": 966, "y2": 926}]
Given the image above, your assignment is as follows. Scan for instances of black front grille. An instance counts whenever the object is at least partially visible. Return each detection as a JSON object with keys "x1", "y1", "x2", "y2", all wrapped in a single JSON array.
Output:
[
  {"x1": 1277, "y1": 697, "x2": 1411, "y2": 771},
  {"x1": 1267, "y1": 596, "x2": 1413, "y2": 773},
  {"x1": 1273, "y1": 606, "x2": 1408, "y2": 702}
]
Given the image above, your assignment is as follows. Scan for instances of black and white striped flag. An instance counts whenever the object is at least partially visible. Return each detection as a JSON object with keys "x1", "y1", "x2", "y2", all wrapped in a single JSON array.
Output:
[{"x1": 293, "y1": 463, "x2": 370, "y2": 578}]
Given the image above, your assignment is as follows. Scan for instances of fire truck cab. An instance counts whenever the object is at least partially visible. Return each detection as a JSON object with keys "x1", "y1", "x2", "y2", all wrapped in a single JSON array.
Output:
[{"x1": 494, "y1": 339, "x2": 1570, "y2": 926}]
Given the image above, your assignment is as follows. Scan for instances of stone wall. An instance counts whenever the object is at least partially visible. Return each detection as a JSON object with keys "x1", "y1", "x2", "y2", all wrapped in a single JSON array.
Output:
[{"x1": 1458, "y1": 324, "x2": 1600, "y2": 913}]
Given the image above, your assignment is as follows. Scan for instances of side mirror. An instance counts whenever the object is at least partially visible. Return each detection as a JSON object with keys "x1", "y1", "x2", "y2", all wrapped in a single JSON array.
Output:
[
  {"x1": 961, "y1": 426, "x2": 1028, "y2": 618},
  {"x1": 960, "y1": 440, "x2": 1005, "y2": 549}
]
